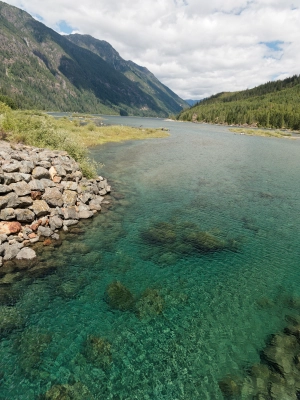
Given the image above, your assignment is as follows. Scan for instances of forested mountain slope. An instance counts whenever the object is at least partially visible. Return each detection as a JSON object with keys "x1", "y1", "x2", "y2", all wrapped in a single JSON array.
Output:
[
  {"x1": 0, "y1": 1, "x2": 186, "y2": 116},
  {"x1": 177, "y1": 75, "x2": 300, "y2": 130}
]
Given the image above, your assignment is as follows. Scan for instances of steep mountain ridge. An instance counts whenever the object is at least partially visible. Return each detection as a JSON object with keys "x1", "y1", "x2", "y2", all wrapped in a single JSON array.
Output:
[
  {"x1": 66, "y1": 34, "x2": 187, "y2": 115},
  {"x1": 0, "y1": 1, "x2": 186, "y2": 116}
]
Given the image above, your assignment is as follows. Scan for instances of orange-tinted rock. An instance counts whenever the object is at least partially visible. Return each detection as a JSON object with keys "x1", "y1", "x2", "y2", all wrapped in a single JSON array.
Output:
[
  {"x1": 31, "y1": 191, "x2": 42, "y2": 200},
  {"x1": 30, "y1": 220, "x2": 42, "y2": 232},
  {"x1": 0, "y1": 221, "x2": 22, "y2": 235},
  {"x1": 28, "y1": 233, "x2": 37, "y2": 239},
  {"x1": 43, "y1": 238, "x2": 52, "y2": 246},
  {"x1": 53, "y1": 176, "x2": 61, "y2": 184}
]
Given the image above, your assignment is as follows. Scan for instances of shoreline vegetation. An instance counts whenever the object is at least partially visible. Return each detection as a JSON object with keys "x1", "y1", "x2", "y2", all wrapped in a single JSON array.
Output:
[
  {"x1": 0, "y1": 104, "x2": 169, "y2": 179},
  {"x1": 229, "y1": 127, "x2": 299, "y2": 139}
]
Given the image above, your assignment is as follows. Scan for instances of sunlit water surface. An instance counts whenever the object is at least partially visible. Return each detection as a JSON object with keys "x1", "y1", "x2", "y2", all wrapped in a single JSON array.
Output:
[{"x1": 0, "y1": 117, "x2": 300, "y2": 399}]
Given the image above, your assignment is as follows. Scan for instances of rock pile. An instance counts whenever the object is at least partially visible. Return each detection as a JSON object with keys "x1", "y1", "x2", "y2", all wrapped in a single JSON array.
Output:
[{"x1": 0, "y1": 141, "x2": 110, "y2": 266}]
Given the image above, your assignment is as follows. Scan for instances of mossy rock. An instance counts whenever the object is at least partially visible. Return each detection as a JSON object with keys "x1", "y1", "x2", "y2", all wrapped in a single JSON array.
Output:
[
  {"x1": 0, "y1": 285, "x2": 21, "y2": 306},
  {"x1": 14, "y1": 328, "x2": 52, "y2": 377},
  {"x1": 0, "y1": 306, "x2": 24, "y2": 337},
  {"x1": 218, "y1": 375, "x2": 242, "y2": 397},
  {"x1": 41, "y1": 382, "x2": 94, "y2": 400},
  {"x1": 84, "y1": 336, "x2": 112, "y2": 369},
  {"x1": 250, "y1": 363, "x2": 270, "y2": 380},
  {"x1": 141, "y1": 222, "x2": 177, "y2": 245},
  {"x1": 157, "y1": 252, "x2": 178, "y2": 266},
  {"x1": 105, "y1": 281, "x2": 134, "y2": 311},
  {"x1": 182, "y1": 231, "x2": 226, "y2": 253},
  {"x1": 135, "y1": 289, "x2": 164, "y2": 319}
]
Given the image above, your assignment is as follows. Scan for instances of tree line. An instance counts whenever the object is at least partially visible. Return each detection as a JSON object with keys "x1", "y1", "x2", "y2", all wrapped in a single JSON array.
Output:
[{"x1": 178, "y1": 75, "x2": 300, "y2": 130}]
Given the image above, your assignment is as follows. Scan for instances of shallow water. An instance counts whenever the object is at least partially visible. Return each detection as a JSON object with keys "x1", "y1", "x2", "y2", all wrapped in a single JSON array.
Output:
[{"x1": 1, "y1": 117, "x2": 300, "y2": 399}]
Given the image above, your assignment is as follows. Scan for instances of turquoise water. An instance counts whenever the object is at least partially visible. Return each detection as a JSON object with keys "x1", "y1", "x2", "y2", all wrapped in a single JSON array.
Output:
[{"x1": 1, "y1": 117, "x2": 300, "y2": 399}]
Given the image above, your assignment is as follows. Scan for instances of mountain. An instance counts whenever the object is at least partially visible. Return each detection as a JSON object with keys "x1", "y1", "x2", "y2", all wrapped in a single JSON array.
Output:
[
  {"x1": 0, "y1": 1, "x2": 187, "y2": 116},
  {"x1": 66, "y1": 34, "x2": 187, "y2": 115},
  {"x1": 177, "y1": 76, "x2": 300, "y2": 130},
  {"x1": 184, "y1": 99, "x2": 201, "y2": 107}
]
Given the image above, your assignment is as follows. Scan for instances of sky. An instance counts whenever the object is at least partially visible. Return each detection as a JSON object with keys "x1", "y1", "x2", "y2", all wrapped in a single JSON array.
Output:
[{"x1": 4, "y1": 0, "x2": 300, "y2": 100}]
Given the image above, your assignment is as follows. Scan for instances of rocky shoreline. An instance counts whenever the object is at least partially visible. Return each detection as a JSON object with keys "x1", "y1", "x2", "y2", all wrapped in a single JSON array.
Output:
[{"x1": 0, "y1": 140, "x2": 110, "y2": 269}]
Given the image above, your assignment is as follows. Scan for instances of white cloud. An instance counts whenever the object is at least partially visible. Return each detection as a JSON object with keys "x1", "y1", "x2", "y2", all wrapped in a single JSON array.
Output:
[{"x1": 4, "y1": 0, "x2": 300, "y2": 99}]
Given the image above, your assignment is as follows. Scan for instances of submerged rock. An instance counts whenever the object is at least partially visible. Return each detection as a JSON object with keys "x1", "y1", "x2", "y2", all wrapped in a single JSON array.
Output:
[
  {"x1": 15, "y1": 327, "x2": 52, "y2": 378},
  {"x1": 141, "y1": 222, "x2": 177, "y2": 245},
  {"x1": 218, "y1": 375, "x2": 242, "y2": 397},
  {"x1": 105, "y1": 281, "x2": 135, "y2": 311},
  {"x1": 135, "y1": 288, "x2": 164, "y2": 319},
  {"x1": 0, "y1": 306, "x2": 24, "y2": 336},
  {"x1": 182, "y1": 231, "x2": 226, "y2": 253},
  {"x1": 84, "y1": 335, "x2": 112, "y2": 369},
  {"x1": 42, "y1": 382, "x2": 94, "y2": 400}
]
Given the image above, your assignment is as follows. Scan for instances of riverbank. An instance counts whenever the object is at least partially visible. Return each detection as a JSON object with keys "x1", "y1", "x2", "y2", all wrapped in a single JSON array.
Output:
[{"x1": 0, "y1": 140, "x2": 110, "y2": 274}]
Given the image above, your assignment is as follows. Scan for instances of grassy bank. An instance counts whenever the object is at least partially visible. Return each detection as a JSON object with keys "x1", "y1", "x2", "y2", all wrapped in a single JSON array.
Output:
[
  {"x1": 229, "y1": 127, "x2": 297, "y2": 139},
  {"x1": 0, "y1": 104, "x2": 169, "y2": 177}
]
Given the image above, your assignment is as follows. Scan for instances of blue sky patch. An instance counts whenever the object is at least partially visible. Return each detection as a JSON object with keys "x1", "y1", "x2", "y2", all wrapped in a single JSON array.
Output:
[
  {"x1": 33, "y1": 14, "x2": 44, "y2": 22},
  {"x1": 260, "y1": 40, "x2": 284, "y2": 52},
  {"x1": 57, "y1": 20, "x2": 76, "y2": 34}
]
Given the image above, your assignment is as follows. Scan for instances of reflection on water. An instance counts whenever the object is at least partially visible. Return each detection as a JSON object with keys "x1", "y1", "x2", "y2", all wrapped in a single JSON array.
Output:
[{"x1": 0, "y1": 118, "x2": 300, "y2": 398}]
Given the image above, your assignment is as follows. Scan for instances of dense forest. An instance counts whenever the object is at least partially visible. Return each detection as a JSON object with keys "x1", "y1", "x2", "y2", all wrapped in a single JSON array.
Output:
[{"x1": 177, "y1": 75, "x2": 300, "y2": 130}]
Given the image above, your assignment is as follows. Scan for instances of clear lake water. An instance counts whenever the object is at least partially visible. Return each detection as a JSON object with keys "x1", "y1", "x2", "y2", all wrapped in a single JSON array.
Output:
[{"x1": 0, "y1": 116, "x2": 300, "y2": 399}]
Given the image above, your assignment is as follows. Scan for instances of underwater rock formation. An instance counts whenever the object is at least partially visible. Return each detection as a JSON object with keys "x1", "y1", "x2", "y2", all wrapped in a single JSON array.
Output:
[
  {"x1": 41, "y1": 382, "x2": 94, "y2": 400},
  {"x1": 84, "y1": 335, "x2": 112, "y2": 369},
  {"x1": 0, "y1": 305, "x2": 24, "y2": 337},
  {"x1": 140, "y1": 219, "x2": 237, "y2": 265},
  {"x1": 220, "y1": 313, "x2": 300, "y2": 399},
  {"x1": 14, "y1": 327, "x2": 52, "y2": 379},
  {"x1": 135, "y1": 288, "x2": 164, "y2": 319},
  {"x1": 105, "y1": 281, "x2": 135, "y2": 311}
]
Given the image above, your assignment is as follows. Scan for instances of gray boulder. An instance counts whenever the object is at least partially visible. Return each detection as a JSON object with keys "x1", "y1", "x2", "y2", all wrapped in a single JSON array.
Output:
[
  {"x1": 78, "y1": 210, "x2": 94, "y2": 219},
  {"x1": 10, "y1": 181, "x2": 31, "y2": 197},
  {"x1": 3, "y1": 243, "x2": 23, "y2": 261},
  {"x1": 19, "y1": 161, "x2": 34, "y2": 174},
  {"x1": 19, "y1": 173, "x2": 31, "y2": 183},
  {"x1": 2, "y1": 163, "x2": 20, "y2": 173},
  {"x1": 4, "y1": 192, "x2": 20, "y2": 208},
  {"x1": 53, "y1": 164, "x2": 66, "y2": 177},
  {"x1": 63, "y1": 190, "x2": 77, "y2": 206},
  {"x1": 42, "y1": 187, "x2": 63, "y2": 207},
  {"x1": 62, "y1": 207, "x2": 78, "y2": 220},
  {"x1": 64, "y1": 181, "x2": 78, "y2": 191},
  {"x1": 0, "y1": 185, "x2": 12, "y2": 194},
  {"x1": 63, "y1": 219, "x2": 79, "y2": 226},
  {"x1": 0, "y1": 196, "x2": 8, "y2": 210},
  {"x1": 17, "y1": 197, "x2": 33, "y2": 207},
  {"x1": 0, "y1": 208, "x2": 15, "y2": 220},
  {"x1": 15, "y1": 209, "x2": 35, "y2": 223},
  {"x1": 40, "y1": 179, "x2": 56, "y2": 188},
  {"x1": 16, "y1": 247, "x2": 36, "y2": 260},
  {"x1": 31, "y1": 200, "x2": 50, "y2": 217},
  {"x1": 37, "y1": 226, "x2": 53, "y2": 237},
  {"x1": 29, "y1": 179, "x2": 44, "y2": 192},
  {"x1": 32, "y1": 167, "x2": 50, "y2": 179},
  {"x1": 49, "y1": 216, "x2": 63, "y2": 230},
  {"x1": 89, "y1": 200, "x2": 101, "y2": 211}
]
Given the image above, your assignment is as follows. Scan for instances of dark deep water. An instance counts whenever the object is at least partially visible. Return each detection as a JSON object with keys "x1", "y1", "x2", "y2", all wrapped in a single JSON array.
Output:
[{"x1": 0, "y1": 117, "x2": 300, "y2": 399}]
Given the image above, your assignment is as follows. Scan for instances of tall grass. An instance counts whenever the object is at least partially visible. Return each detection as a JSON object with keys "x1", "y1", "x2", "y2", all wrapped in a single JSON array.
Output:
[
  {"x1": 0, "y1": 103, "x2": 169, "y2": 177},
  {"x1": 0, "y1": 104, "x2": 96, "y2": 178}
]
